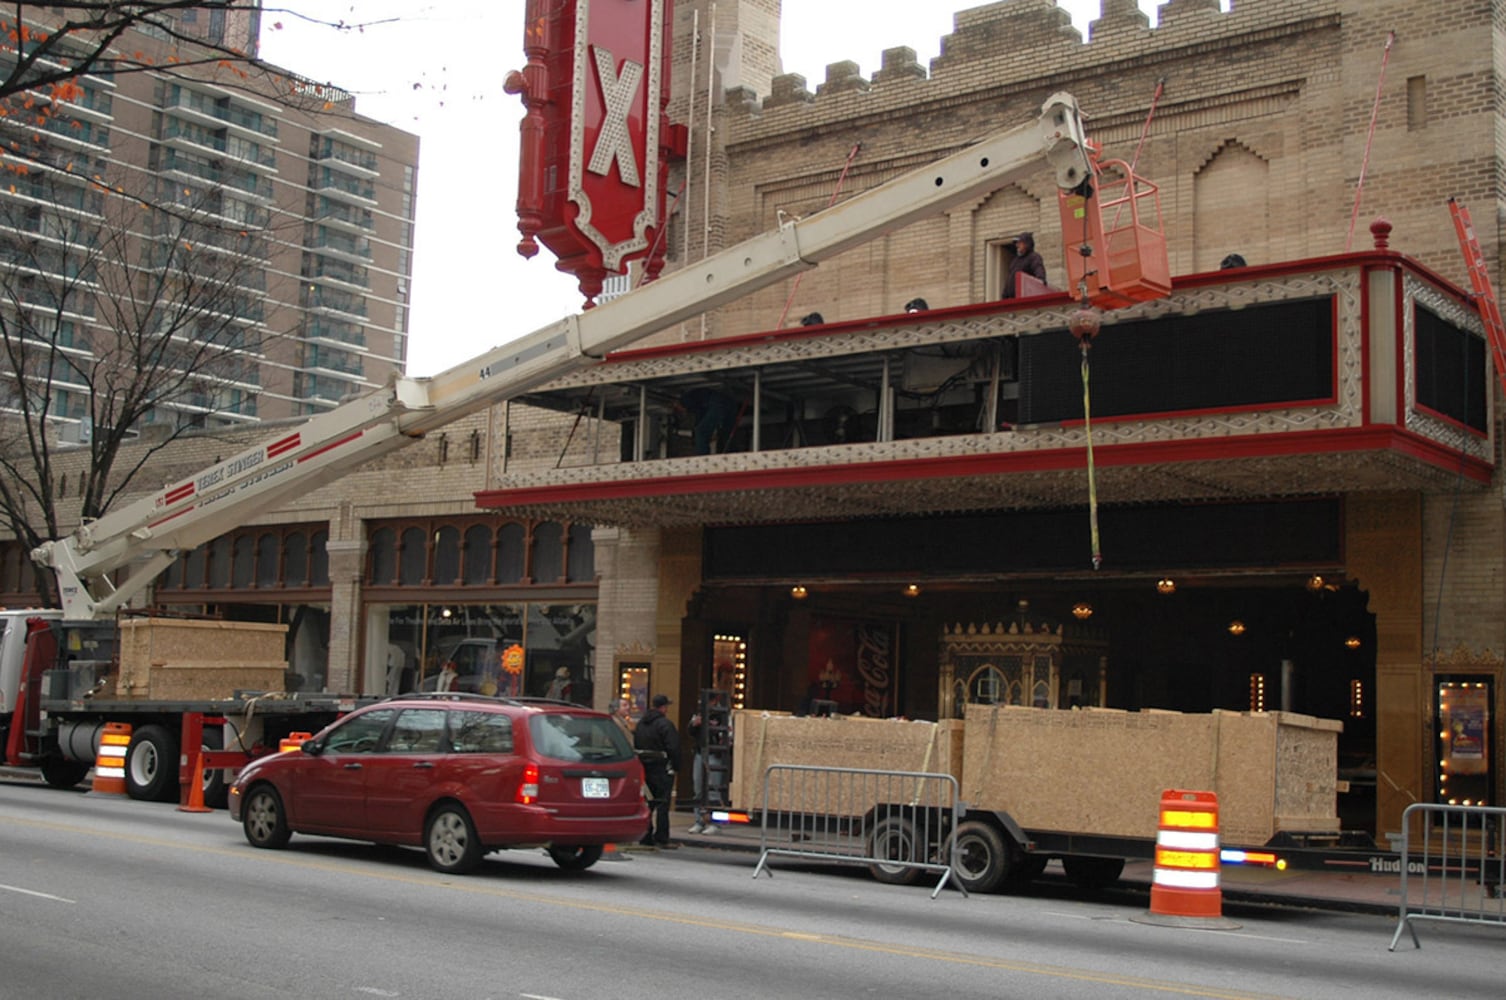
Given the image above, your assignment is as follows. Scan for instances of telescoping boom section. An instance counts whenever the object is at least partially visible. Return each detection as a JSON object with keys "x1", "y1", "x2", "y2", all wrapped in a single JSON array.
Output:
[{"x1": 33, "y1": 94, "x2": 1096, "y2": 620}]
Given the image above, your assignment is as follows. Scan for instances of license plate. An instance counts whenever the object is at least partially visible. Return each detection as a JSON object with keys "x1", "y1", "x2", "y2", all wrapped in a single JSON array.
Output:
[{"x1": 581, "y1": 777, "x2": 609, "y2": 798}]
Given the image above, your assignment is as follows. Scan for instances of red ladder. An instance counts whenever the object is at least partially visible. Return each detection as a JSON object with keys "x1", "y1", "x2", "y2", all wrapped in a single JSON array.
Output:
[{"x1": 1448, "y1": 198, "x2": 1506, "y2": 398}]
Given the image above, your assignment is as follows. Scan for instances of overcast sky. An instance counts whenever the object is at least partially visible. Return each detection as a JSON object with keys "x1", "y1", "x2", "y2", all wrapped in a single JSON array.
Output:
[{"x1": 258, "y1": 2, "x2": 1206, "y2": 377}]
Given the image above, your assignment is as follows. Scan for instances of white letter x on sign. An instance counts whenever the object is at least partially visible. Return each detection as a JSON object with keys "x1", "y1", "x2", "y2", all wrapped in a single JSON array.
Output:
[{"x1": 589, "y1": 45, "x2": 643, "y2": 188}]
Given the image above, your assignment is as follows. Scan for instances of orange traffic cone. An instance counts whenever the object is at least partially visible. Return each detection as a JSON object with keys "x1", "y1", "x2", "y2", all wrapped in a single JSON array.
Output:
[{"x1": 178, "y1": 751, "x2": 213, "y2": 813}]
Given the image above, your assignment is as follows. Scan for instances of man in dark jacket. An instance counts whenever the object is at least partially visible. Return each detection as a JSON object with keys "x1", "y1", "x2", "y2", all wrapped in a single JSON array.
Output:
[
  {"x1": 1003, "y1": 232, "x2": 1047, "y2": 298},
  {"x1": 634, "y1": 693, "x2": 681, "y2": 846}
]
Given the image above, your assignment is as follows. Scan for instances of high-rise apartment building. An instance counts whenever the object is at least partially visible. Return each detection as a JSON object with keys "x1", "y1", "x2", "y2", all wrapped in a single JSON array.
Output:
[{"x1": 0, "y1": 4, "x2": 418, "y2": 430}]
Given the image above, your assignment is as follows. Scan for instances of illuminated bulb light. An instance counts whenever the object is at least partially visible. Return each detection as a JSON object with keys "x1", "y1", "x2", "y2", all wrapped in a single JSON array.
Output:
[
  {"x1": 903, "y1": 584, "x2": 921, "y2": 598},
  {"x1": 790, "y1": 586, "x2": 808, "y2": 600},
  {"x1": 1156, "y1": 578, "x2": 1176, "y2": 595},
  {"x1": 1228, "y1": 620, "x2": 1247, "y2": 636},
  {"x1": 1307, "y1": 574, "x2": 1324, "y2": 592},
  {"x1": 1344, "y1": 636, "x2": 1361, "y2": 650},
  {"x1": 1071, "y1": 602, "x2": 1093, "y2": 620}
]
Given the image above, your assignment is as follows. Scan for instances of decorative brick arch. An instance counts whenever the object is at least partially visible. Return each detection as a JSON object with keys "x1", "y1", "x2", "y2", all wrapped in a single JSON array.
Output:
[
  {"x1": 972, "y1": 183, "x2": 1051, "y2": 298},
  {"x1": 1193, "y1": 140, "x2": 1270, "y2": 273}
]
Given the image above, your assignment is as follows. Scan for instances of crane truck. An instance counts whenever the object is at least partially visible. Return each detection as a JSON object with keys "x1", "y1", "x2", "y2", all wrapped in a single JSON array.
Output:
[{"x1": 0, "y1": 93, "x2": 1107, "y2": 805}]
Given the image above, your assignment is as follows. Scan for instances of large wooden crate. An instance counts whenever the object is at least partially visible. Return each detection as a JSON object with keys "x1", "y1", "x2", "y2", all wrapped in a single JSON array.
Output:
[
  {"x1": 960, "y1": 705, "x2": 1341, "y2": 846},
  {"x1": 116, "y1": 618, "x2": 287, "y2": 699},
  {"x1": 730, "y1": 711, "x2": 963, "y2": 815}
]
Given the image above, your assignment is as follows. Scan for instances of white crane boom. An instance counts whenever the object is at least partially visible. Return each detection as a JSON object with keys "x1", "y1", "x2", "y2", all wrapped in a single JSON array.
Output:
[{"x1": 33, "y1": 93, "x2": 1093, "y2": 620}]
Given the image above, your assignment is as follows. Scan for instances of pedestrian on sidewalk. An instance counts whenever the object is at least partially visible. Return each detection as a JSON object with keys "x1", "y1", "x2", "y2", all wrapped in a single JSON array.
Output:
[{"x1": 634, "y1": 693, "x2": 680, "y2": 847}]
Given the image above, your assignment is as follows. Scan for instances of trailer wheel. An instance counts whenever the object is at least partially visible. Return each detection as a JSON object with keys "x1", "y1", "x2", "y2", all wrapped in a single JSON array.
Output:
[
  {"x1": 548, "y1": 845, "x2": 604, "y2": 871},
  {"x1": 949, "y1": 820, "x2": 1010, "y2": 893},
  {"x1": 242, "y1": 784, "x2": 291, "y2": 849},
  {"x1": 126, "y1": 724, "x2": 179, "y2": 802},
  {"x1": 1062, "y1": 855, "x2": 1125, "y2": 890},
  {"x1": 867, "y1": 814, "x2": 923, "y2": 886},
  {"x1": 40, "y1": 757, "x2": 90, "y2": 790},
  {"x1": 425, "y1": 803, "x2": 483, "y2": 874}
]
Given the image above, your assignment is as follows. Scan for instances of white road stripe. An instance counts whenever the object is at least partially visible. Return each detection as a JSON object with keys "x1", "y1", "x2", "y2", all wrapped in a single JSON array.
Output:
[{"x1": 0, "y1": 883, "x2": 76, "y2": 903}]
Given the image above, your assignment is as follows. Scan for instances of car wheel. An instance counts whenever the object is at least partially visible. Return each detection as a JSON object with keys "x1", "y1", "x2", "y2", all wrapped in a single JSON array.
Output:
[
  {"x1": 242, "y1": 785, "x2": 291, "y2": 849},
  {"x1": 425, "y1": 804, "x2": 482, "y2": 874},
  {"x1": 1062, "y1": 855, "x2": 1125, "y2": 890},
  {"x1": 40, "y1": 756, "x2": 90, "y2": 790},
  {"x1": 547, "y1": 845, "x2": 604, "y2": 871},
  {"x1": 126, "y1": 724, "x2": 179, "y2": 802},
  {"x1": 948, "y1": 820, "x2": 1009, "y2": 894},
  {"x1": 867, "y1": 814, "x2": 923, "y2": 886}
]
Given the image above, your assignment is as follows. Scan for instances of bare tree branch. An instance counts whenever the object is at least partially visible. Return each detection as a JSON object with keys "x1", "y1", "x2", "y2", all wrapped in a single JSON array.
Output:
[{"x1": 0, "y1": 162, "x2": 294, "y2": 599}]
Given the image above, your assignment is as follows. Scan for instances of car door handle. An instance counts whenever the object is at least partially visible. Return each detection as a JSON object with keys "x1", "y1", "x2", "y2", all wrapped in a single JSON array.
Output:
[
  {"x1": 412, "y1": 761, "x2": 435, "y2": 769},
  {"x1": 343, "y1": 762, "x2": 363, "y2": 770}
]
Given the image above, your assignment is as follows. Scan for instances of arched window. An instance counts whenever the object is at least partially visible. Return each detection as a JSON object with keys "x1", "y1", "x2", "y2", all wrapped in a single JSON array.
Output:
[
  {"x1": 285, "y1": 532, "x2": 308, "y2": 587},
  {"x1": 255, "y1": 533, "x2": 280, "y2": 587},
  {"x1": 184, "y1": 545, "x2": 206, "y2": 589},
  {"x1": 532, "y1": 522, "x2": 563, "y2": 583},
  {"x1": 399, "y1": 527, "x2": 427, "y2": 586},
  {"x1": 231, "y1": 535, "x2": 254, "y2": 588},
  {"x1": 462, "y1": 524, "x2": 492, "y2": 584},
  {"x1": 310, "y1": 530, "x2": 329, "y2": 585},
  {"x1": 434, "y1": 526, "x2": 461, "y2": 585},
  {"x1": 209, "y1": 536, "x2": 232, "y2": 588},
  {"x1": 566, "y1": 523, "x2": 594, "y2": 582},
  {"x1": 369, "y1": 527, "x2": 396, "y2": 584},
  {"x1": 497, "y1": 522, "x2": 526, "y2": 583}
]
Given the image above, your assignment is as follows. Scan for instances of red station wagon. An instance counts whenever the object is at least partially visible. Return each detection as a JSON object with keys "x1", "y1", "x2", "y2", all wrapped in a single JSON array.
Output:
[{"x1": 229, "y1": 694, "x2": 647, "y2": 874}]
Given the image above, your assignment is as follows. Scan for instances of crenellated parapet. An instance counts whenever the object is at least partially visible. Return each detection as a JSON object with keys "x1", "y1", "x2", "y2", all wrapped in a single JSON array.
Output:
[{"x1": 724, "y1": 1, "x2": 1346, "y2": 136}]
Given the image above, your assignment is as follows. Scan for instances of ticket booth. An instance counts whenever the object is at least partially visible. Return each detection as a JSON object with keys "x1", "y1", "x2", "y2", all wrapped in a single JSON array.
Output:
[{"x1": 939, "y1": 621, "x2": 1109, "y2": 719}]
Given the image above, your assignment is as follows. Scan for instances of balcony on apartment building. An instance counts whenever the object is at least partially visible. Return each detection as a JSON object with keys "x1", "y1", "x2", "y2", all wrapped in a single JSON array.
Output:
[{"x1": 478, "y1": 245, "x2": 1495, "y2": 528}]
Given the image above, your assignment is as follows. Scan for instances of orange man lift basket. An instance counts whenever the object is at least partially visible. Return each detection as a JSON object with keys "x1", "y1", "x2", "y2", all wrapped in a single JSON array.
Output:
[{"x1": 1058, "y1": 141, "x2": 1171, "y2": 309}]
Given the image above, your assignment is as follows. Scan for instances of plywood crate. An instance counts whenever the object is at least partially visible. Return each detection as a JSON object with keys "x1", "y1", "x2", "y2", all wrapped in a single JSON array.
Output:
[
  {"x1": 730, "y1": 710, "x2": 963, "y2": 816},
  {"x1": 145, "y1": 663, "x2": 289, "y2": 700},
  {"x1": 117, "y1": 618, "x2": 287, "y2": 699},
  {"x1": 960, "y1": 705, "x2": 1341, "y2": 846}
]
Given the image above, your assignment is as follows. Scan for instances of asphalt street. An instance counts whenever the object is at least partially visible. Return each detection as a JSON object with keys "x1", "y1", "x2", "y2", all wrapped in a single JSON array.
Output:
[{"x1": 2, "y1": 779, "x2": 1502, "y2": 1000}]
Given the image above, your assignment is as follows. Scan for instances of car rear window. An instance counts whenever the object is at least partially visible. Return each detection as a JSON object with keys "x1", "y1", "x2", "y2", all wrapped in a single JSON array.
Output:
[
  {"x1": 449, "y1": 710, "x2": 514, "y2": 753},
  {"x1": 528, "y1": 713, "x2": 635, "y2": 763}
]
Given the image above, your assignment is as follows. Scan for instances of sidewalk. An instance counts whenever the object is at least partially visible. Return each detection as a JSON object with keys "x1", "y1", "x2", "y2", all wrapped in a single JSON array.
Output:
[{"x1": 647, "y1": 814, "x2": 1402, "y2": 916}]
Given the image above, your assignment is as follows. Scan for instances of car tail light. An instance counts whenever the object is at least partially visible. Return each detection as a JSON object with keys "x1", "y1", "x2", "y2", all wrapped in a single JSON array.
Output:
[{"x1": 516, "y1": 762, "x2": 539, "y2": 804}]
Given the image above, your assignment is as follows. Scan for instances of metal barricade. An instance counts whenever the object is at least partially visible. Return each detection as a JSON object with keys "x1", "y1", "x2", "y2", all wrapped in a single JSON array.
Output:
[
  {"x1": 1389, "y1": 802, "x2": 1506, "y2": 950},
  {"x1": 750, "y1": 764, "x2": 965, "y2": 899}
]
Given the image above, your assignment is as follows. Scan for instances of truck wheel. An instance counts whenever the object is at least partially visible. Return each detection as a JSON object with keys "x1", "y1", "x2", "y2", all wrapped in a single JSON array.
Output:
[
  {"x1": 126, "y1": 724, "x2": 179, "y2": 802},
  {"x1": 40, "y1": 757, "x2": 90, "y2": 790},
  {"x1": 867, "y1": 814, "x2": 923, "y2": 886},
  {"x1": 1062, "y1": 855, "x2": 1125, "y2": 890},
  {"x1": 242, "y1": 784, "x2": 291, "y2": 849},
  {"x1": 949, "y1": 820, "x2": 1010, "y2": 893},
  {"x1": 548, "y1": 845, "x2": 604, "y2": 871},
  {"x1": 425, "y1": 803, "x2": 483, "y2": 874},
  {"x1": 200, "y1": 729, "x2": 229, "y2": 810}
]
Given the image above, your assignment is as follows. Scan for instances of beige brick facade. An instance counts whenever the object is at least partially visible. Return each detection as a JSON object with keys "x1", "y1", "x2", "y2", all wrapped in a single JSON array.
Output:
[{"x1": 7, "y1": 1, "x2": 1506, "y2": 832}]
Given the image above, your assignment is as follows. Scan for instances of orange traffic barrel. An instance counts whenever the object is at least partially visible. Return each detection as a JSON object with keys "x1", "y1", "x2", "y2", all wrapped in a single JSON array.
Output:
[
  {"x1": 1149, "y1": 789, "x2": 1223, "y2": 918},
  {"x1": 91, "y1": 722, "x2": 131, "y2": 795}
]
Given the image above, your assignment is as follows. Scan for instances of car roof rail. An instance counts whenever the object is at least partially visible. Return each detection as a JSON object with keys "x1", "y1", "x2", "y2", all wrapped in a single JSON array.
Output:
[
  {"x1": 382, "y1": 692, "x2": 591, "y2": 710},
  {"x1": 388, "y1": 692, "x2": 505, "y2": 705}
]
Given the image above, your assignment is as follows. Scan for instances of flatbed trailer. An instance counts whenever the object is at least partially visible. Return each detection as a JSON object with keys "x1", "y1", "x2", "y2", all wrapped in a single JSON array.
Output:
[{"x1": 722, "y1": 706, "x2": 1362, "y2": 892}]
